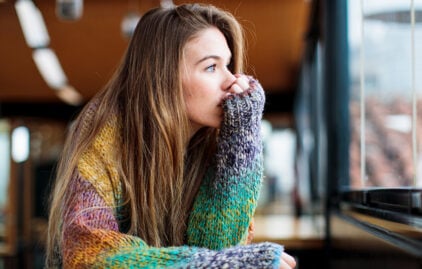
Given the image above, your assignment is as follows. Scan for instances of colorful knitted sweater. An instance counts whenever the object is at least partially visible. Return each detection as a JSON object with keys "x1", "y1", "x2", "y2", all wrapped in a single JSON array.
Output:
[{"x1": 60, "y1": 78, "x2": 283, "y2": 268}]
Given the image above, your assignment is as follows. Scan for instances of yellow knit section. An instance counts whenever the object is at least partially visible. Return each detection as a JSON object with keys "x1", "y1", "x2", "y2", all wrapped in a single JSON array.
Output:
[
  {"x1": 78, "y1": 117, "x2": 121, "y2": 208},
  {"x1": 68, "y1": 229, "x2": 135, "y2": 267}
]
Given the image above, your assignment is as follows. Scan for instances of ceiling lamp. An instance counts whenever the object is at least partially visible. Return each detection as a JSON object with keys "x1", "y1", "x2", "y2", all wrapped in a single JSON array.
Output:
[
  {"x1": 56, "y1": 85, "x2": 84, "y2": 106},
  {"x1": 121, "y1": 11, "x2": 141, "y2": 38},
  {"x1": 15, "y1": 0, "x2": 84, "y2": 105},
  {"x1": 160, "y1": 0, "x2": 174, "y2": 8},
  {"x1": 121, "y1": 0, "x2": 141, "y2": 38},
  {"x1": 32, "y1": 48, "x2": 68, "y2": 90},
  {"x1": 56, "y1": 0, "x2": 84, "y2": 21},
  {"x1": 15, "y1": 0, "x2": 50, "y2": 48}
]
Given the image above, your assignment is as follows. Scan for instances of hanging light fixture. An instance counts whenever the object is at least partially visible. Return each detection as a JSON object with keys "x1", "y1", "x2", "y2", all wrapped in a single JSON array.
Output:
[
  {"x1": 56, "y1": 0, "x2": 84, "y2": 21},
  {"x1": 160, "y1": 0, "x2": 174, "y2": 9},
  {"x1": 15, "y1": 0, "x2": 84, "y2": 105},
  {"x1": 15, "y1": 0, "x2": 50, "y2": 48},
  {"x1": 121, "y1": 11, "x2": 142, "y2": 38},
  {"x1": 121, "y1": 0, "x2": 141, "y2": 38},
  {"x1": 56, "y1": 84, "x2": 84, "y2": 106},
  {"x1": 32, "y1": 49, "x2": 83, "y2": 105},
  {"x1": 32, "y1": 48, "x2": 68, "y2": 90}
]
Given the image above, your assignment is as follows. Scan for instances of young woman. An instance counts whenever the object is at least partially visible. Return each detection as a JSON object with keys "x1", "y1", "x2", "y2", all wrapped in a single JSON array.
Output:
[{"x1": 46, "y1": 3, "x2": 296, "y2": 268}]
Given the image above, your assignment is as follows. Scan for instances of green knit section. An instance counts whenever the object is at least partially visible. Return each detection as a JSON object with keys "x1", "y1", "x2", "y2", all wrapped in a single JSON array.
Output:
[
  {"x1": 100, "y1": 245, "x2": 198, "y2": 269},
  {"x1": 186, "y1": 156, "x2": 263, "y2": 250}
]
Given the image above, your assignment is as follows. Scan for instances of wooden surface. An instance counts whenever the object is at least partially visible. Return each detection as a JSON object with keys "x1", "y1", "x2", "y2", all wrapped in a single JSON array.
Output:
[{"x1": 253, "y1": 214, "x2": 324, "y2": 249}]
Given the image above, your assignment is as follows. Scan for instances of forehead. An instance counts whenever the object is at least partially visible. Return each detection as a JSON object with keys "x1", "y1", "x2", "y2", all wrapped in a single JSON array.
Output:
[{"x1": 183, "y1": 27, "x2": 231, "y2": 61}]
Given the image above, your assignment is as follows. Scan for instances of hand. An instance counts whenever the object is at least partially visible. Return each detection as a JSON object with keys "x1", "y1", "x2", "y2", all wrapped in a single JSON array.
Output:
[
  {"x1": 279, "y1": 252, "x2": 296, "y2": 269},
  {"x1": 245, "y1": 218, "x2": 255, "y2": 244},
  {"x1": 227, "y1": 74, "x2": 250, "y2": 95},
  {"x1": 221, "y1": 74, "x2": 265, "y2": 126}
]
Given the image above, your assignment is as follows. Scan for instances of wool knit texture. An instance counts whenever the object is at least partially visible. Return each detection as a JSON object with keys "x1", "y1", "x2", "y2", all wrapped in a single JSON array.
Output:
[{"x1": 60, "y1": 78, "x2": 284, "y2": 268}]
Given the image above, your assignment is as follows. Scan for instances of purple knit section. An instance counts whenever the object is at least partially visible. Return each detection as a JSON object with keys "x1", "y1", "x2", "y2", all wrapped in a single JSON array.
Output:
[
  {"x1": 215, "y1": 77, "x2": 265, "y2": 183},
  {"x1": 186, "y1": 242, "x2": 283, "y2": 269},
  {"x1": 62, "y1": 174, "x2": 119, "y2": 234}
]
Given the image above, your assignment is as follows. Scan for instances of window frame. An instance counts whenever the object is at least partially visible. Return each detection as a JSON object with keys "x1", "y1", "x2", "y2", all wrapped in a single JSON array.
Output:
[{"x1": 318, "y1": 0, "x2": 422, "y2": 257}]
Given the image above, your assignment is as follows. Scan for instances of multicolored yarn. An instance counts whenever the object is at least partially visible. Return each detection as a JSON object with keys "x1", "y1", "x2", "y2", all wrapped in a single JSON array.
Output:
[
  {"x1": 60, "y1": 78, "x2": 284, "y2": 268},
  {"x1": 186, "y1": 77, "x2": 267, "y2": 249}
]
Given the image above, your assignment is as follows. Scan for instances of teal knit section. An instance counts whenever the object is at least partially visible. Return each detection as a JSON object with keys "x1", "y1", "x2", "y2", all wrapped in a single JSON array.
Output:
[
  {"x1": 101, "y1": 245, "x2": 198, "y2": 269},
  {"x1": 186, "y1": 156, "x2": 263, "y2": 250}
]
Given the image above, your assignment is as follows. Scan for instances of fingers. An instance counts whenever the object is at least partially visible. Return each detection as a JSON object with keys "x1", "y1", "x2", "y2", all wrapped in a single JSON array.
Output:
[
  {"x1": 228, "y1": 74, "x2": 250, "y2": 94},
  {"x1": 230, "y1": 84, "x2": 244, "y2": 94},
  {"x1": 279, "y1": 259, "x2": 291, "y2": 269},
  {"x1": 235, "y1": 74, "x2": 250, "y2": 90},
  {"x1": 280, "y1": 252, "x2": 296, "y2": 269},
  {"x1": 246, "y1": 218, "x2": 255, "y2": 244}
]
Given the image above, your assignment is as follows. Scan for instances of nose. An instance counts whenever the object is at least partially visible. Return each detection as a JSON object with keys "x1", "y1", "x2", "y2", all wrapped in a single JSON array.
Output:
[{"x1": 222, "y1": 69, "x2": 237, "y2": 91}]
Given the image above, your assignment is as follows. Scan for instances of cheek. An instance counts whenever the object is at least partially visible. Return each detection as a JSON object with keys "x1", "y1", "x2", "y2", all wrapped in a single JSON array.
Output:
[
  {"x1": 182, "y1": 79, "x2": 194, "y2": 106},
  {"x1": 183, "y1": 90, "x2": 198, "y2": 118},
  {"x1": 182, "y1": 76, "x2": 215, "y2": 112}
]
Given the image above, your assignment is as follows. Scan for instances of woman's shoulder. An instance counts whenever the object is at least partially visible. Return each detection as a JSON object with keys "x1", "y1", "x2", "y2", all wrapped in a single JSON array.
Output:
[{"x1": 77, "y1": 111, "x2": 122, "y2": 208}]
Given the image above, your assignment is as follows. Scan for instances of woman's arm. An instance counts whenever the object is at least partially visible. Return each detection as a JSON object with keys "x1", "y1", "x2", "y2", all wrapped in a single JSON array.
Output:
[
  {"x1": 61, "y1": 173, "x2": 283, "y2": 268},
  {"x1": 186, "y1": 77, "x2": 267, "y2": 249},
  {"x1": 59, "y1": 79, "x2": 284, "y2": 268}
]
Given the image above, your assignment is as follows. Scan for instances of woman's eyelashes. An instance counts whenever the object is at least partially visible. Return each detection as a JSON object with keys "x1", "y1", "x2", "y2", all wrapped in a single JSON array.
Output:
[
  {"x1": 205, "y1": 64, "x2": 217, "y2": 72},
  {"x1": 204, "y1": 62, "x2": 231, "y2": 73}
]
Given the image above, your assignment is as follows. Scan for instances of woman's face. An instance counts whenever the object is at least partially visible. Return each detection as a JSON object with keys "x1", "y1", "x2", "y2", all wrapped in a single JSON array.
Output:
[{"x1": 181, "y1": 27, "x2": 236, "y2": 134}]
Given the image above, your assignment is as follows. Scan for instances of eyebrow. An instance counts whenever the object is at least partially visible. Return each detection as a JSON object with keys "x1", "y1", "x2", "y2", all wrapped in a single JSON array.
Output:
[{"x1": 195, "y1": 55, "x2": 231, "y2": 66}]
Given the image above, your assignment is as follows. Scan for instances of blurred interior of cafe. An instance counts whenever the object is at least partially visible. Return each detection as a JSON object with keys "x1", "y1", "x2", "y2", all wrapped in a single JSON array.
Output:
[{"x1": 1, "y1": 0, "x2": 422, "y2": 268}]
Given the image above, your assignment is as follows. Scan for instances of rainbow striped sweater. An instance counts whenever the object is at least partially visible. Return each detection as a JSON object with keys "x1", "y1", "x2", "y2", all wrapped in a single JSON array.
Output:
[{"x1": 61, "y1": 78, "x2": 283, "y2": 268}]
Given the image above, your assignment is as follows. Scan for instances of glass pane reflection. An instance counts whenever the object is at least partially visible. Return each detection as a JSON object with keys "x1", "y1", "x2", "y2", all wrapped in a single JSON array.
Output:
[{"x1": 348, "y1": 0, "x2": 422, "y2": 188}]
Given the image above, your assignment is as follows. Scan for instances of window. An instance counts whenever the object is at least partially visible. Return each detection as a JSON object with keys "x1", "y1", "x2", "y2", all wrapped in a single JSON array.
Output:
[
  {"x1": 348, "y1": 0, "x2": 422, "y2": 189},
  {"x1": 333, "y1": 0, "x2": 422, "y2": 247}
]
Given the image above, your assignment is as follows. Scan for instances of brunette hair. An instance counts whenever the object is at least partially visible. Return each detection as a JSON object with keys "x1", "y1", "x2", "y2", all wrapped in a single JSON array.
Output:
[{"x1": 46, "y1": 3, "x2": 244, "y2": 266}]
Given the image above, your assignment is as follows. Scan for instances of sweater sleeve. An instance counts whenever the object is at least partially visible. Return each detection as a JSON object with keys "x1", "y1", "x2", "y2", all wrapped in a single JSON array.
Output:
[
  {"x1": 61, "y1": 173, "x2": 283, "y2": 268},
  {"x1": 186, "y1": 77, "x2": 268, "y2": 249}
]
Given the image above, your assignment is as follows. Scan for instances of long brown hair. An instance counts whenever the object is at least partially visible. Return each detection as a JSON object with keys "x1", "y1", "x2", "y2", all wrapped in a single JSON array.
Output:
[{"x1": 46, "y1": 3, "x2": 244, "y2": 266}]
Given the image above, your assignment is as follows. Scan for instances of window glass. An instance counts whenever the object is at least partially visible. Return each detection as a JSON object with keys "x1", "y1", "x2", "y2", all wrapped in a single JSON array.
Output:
[{"x1": 348, "y1": 0, "x2": 422, "y2": 188}]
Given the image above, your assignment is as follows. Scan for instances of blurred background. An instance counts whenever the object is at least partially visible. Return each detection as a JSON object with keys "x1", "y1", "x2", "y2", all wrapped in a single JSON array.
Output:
[{"x1": 1, "y1": 0, "x2": 422, "y2": 268}]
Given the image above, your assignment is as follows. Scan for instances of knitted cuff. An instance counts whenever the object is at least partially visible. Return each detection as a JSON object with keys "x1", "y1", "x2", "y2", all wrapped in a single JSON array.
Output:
[
  {"x1": 186, "y1": 242, "x2": 283, "y2": 269},
  {"x1": 221, "y1": 76, "x2": 265, "y2": 133},
  {"x1": 215, "y1": 77, "x2": 265, "y2": 179}
]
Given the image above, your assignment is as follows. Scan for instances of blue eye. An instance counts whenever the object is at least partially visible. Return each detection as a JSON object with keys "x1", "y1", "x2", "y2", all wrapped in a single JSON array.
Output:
[{"x1": 205, "y1": 64, "x2": 216, "y2": 72}]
